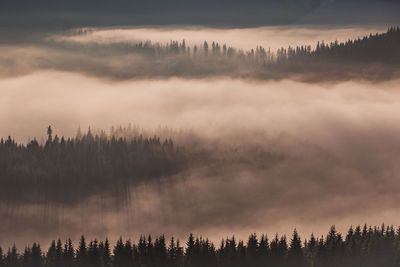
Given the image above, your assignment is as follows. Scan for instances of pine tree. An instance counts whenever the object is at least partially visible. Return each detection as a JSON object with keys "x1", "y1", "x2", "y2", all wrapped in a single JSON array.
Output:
[
  {"x1": 258, "y1": 234, "x2": 270, "y2": 266},
  {"x1": 55, "y1": 239, "x2": 63, "y2": 265},
  {"x1": 6, "y1": 245, "x2": 18, "y2": 267},
  {"x1": 102, "y1": 238, "x2": 111, "y2": 267},
  {"x1": 0, "y1": 246, "x2": 3, "y2": 267},
  {"x1": 305, "y1": 233, "x2": 317, "y2": 267},
  {"x1": 77, "y1": 236, "x2": 87, "y2": 267},
  {"x1": 22, "y1": 247, "x2": 32, "y2": 267},
  {"x1": 185, "y1": 234, "x2": 195, "y2": 267},
  {"x1": 138, "y1": 235, "x2": 147, "y2": 266},
  {"x1": 47, "y1": 125, "x2": 53, "y2": 144},
  {"x1": 168, "y1": 237, "x2": 177, "y2": 267},
  {"x1": 88, "y1": 239, "x2": 101, "y2": 267},
  {"x1": 63, "y1": 239, "x2": 74, "y2": 267},
  {"x1": 278, "y1": 236, "x2": 288, "y2": 266},
  {"x1": 246, "y1": 233, "x2": 258, "y2": 267},
  {"x1": 203, "y1": 41, "x2": 209, "y2": 55},
  {"x1": 46, "y1": 240, "x2": 57, "y2": 267},
  {"x1": 147, "y1": 235, "x2": 154, "y2": 267},
  {"x1": 288, "y1": 229, "x2": 305, "y2": 267},
  {"x1": 31, "y1": 243, "x2": 42, "y2": 267},
  {"x1": 113, "y1": 237, "x2": 124, "y2": 267}
]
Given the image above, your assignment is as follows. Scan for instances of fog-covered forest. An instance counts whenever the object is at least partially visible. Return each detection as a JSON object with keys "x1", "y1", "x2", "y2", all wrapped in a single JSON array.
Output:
[
  {"x1": 2, "y1": 27, "x2": 399, "y2": 82},
  {"x1": 0, "y1": 126, "x2": 185, "y2": 204},
  {"x1": 1, "y1": 0, "x2": 400, "y2": 263},
  {"x1": 0, "y1": 225, "x2": 399, "y2": 267},
  {"x1": 2, "y1": 24, "x2": 400, "y2": 204},
  {"x1": 0, "y1": 125, "x2": 285, "y2": 206},
  {"x1": 1, "y1": 0, "x2": 400, "y2": 260},
  {"x1": 64, "y1": 26, "x2": 399, "y2": 65}
]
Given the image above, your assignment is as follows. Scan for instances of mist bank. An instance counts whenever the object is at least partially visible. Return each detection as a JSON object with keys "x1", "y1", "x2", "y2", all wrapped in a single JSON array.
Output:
[
  {"x1": 1, "y1": 27, "x2": 399, "y2": 83},
  {"x1": 1, "y1": 73, "x2": 400, "y2": 247}
]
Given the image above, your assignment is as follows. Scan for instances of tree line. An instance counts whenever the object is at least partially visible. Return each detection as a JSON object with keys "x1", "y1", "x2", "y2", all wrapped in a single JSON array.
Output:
[
  {"x1": 71, "y1": 26, "x2": 400, "y2": 65},
  {"x1": 0, "y1": 126, "x2": 186, "y2": 205},
  {"x1": 0, "y1": 224, "x2": 399, "y2": 267},
  {"x1": 55, "y1": 26, "x2": 400, "y2": 81},
  {"x1": 282, "y1": 26, "x2": 400, "y2": 65}
]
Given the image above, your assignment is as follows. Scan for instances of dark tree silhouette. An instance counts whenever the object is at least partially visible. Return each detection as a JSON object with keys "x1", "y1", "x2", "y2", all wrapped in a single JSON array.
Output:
[
  {"x1": 0, "y1": 126, "x2": 186, "y2": 205},
  {"x1": 288, "y1": 229, "x2": 305, "y2": 267},
  {"x1": 46, "y1": 27, "x2": 399, "y2": 82},
  {"x1": 0, "y1": 225, "x2": 400, "y2": 267}
]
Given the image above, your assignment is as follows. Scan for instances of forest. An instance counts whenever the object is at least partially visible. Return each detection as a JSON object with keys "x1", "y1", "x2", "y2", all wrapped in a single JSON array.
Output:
[
  {"x1": 0, "y1": 224, "x2": 399, "y2": 267},
  {"x1": 51, "y1": 26, "x2": 400, "y2": 81},
  {"x1": 0, "y1": 126, "x2": 187, "y2": 205},
  {"x1": 3, "y1": 27, "x2": 400, "y2": 82},
  {"x1": 69, "y1": 26, "x2": 400, "y2": 66}
]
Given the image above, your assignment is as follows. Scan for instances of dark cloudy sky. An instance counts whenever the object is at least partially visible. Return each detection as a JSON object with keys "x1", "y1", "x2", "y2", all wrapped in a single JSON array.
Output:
[{"x1": 1, "y1": 0, "x2": 399, "y2": 29}]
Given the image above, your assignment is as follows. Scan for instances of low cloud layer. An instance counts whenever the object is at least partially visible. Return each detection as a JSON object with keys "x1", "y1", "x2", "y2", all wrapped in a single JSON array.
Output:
[
  {"x1": 1, "y1": 72, "x2": 400, "y2": 248},
  {"x1": 50, "y1": 26, "x2": 386, "y2": 51},
  {"x1": 1, "y1": 24, "x2": 400, "y2": 249},
  {"x1": 1, "y1": 26, "x2": 398, "y2": 83}
]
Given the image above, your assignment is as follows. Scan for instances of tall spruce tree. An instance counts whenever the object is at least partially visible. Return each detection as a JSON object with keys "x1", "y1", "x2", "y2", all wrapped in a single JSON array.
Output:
[
  {"x1": 288, "y1": 229, "x2": 305, "y2": 267},
  {"x1": 76, "y1": 236, "x2": 87, "y2": 267}
]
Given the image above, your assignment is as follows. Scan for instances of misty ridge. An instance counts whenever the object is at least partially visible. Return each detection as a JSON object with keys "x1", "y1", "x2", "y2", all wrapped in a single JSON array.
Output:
[
  {"x1": 1, "y1": 27, "x2": 399, "y2": 82},
  {"x1": 0, "y1": 224, "x2": 400, "y2": 267}
]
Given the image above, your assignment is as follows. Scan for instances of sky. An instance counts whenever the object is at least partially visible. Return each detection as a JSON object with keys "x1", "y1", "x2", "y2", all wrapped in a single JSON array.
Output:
[{"x1": 0, "y1": 0, "x2": 399, "y2": 29}]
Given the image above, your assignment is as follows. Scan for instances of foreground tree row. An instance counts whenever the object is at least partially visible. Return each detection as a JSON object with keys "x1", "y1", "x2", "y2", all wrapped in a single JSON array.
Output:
[{"x1": 1, "y1": 224, "x2": 399, "y2": 267}]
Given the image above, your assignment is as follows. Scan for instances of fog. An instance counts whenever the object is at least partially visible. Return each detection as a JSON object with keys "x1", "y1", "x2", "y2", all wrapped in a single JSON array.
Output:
[
  {"x1": 51, "y1": 26, "x2": 386, "y2": 51},
  {"x1": 1, "y1": 25, "x2": 400, "y2": 249},
  {"x1": 1, "y1": 25, "x2": 395, "y2": 82},
  {"x1": 2, "y1": 72, "x2": 400, "y2": 141},
  {"x1": 1, "y1": 71, "x2": 400, "y2": 247}
]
